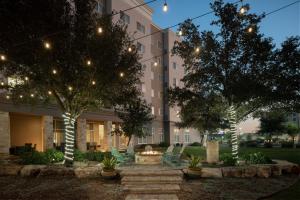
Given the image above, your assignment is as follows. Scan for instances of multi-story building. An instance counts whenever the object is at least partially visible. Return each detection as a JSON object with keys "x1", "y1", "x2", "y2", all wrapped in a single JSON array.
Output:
[{"x1": 0, "y1": 0, "x2": 200, "y2": 154}]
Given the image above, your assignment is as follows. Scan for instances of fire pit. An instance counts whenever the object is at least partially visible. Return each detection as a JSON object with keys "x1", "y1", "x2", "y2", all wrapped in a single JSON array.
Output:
[{"x1": 135, "y1": 146, "x2": 163, "y2": 164}]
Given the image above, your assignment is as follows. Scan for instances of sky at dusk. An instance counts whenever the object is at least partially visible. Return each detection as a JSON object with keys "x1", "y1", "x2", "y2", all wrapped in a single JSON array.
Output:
[{"x1": 149, "y1": 0, "x2": 300, "y2": 47}]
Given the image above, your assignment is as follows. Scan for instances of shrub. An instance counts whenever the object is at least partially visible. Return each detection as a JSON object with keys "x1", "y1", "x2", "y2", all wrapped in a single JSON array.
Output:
[
  {"x1": 243, "y1": 152, "x2": 273, "y2": 164},
  {"x1": 44, "y1": 149, "x2": 64, "y2": 163},
  {"x1": 264, "y1": 142, "x2": 273, "y2": 148},
  {"x1": 20, "y1": 151, "x2": 48, "y2": 165},
  {"x1": 74, "y1": 149, "x2": 86, "y2": 162},
  {"x1": 281, "y1": 142, "x2": 293, "y2": 148},
  {"x1": 220, "y1": 153, "x2": 237, "y2": 166},
  {"x1": 85, "y1": 151, "x2": 105, "y2": 162},
  {"x1": 158, "y1": 142, "x2": 169, "y2": 147},
  {"x1": 102, "y1": 157, "x2": 117, "y2": 171},
  {"x1": 189, "y1": 155, "x2": 202, "y2": 169},
  {"x1": 189, "y1": 142, "x2": 202, "y2": 147}
]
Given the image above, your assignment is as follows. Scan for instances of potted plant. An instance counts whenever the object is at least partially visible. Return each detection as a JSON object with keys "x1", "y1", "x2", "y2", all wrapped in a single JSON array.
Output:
[
  {"x1": 101, "y1": 157, "x2": 117, "y2": 178},
  {"x1": 187, "y1": 155, "x2": 202, "y2": 176}
]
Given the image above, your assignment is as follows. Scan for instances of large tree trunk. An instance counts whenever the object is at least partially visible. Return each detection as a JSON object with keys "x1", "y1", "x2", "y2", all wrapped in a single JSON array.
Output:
[
  {"x1": 127, "y1": 135, "x2": 132, "y2": 147},
  {"x1": 228, "y1": 105, "x2": 239, "y2": 160},
  {"x1": 62, "y1": 112, "x2": 76, "y2": 167}
]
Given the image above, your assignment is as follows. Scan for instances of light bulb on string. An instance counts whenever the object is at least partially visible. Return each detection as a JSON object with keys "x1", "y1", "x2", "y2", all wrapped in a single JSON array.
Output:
[
  {"x1": 30, "y1": 93, "x2": 35, "y2": 98},
  {"x1": 240, "y1": 7, "x2": 247, "y2": 14},
  {"x1": 0, "y1": 54, "x2": 6, "y2": 61},
  {"x1": 163, "y1": 1, "x2": 168, "y2": 12},
  {"x1": 48, "y1": 91, "x2": 52, "y2": 95},
  {"x1": 6, "y1": 95, "x2": 10, "y2": 99},
  {"x1": 92, "y1": 80, "x2": 96, "y2": 85},
  {"x1": 24, "y1": 77, "x2": 29, "y2": 81},
  {"x1": 19, "y1": 95, "x2": 23, "y2": 99},
  {"x1": 178, "y1": 30, "x2": 183, "y2": 36},
  {"x1": 44, "y1": 41, "x2": 51, "y2": 49},
  {"x1": 1, "y1": 82, "x2": 4, "y2": 86},
  {"x1": 87, "y1": 60, "x2": 92, "y2": 66},
  {"x1": 128, "y1": 47, "x2": 132, "y2": 52},
  {"x1": 120, "y1": 72, "x2": 124, "y2": 77},
  {"x1": 68, "y1": 86, "x2": 73, "y2": 91},
  {"x1": 248, "y1": 27, "x2": 253, "y2": 33},
  {"x1": 154, "y1": 62, "x2": 158, "y2": 67},
  {"x1": 195, "y1": 47, "x2": 200, "y2": 53},
  {"x1": 52, "y1": 69, "x2": 57, "y2": 75},
  {"x1": 97, "y1": 27, "x2": 103, "y2": 34}
]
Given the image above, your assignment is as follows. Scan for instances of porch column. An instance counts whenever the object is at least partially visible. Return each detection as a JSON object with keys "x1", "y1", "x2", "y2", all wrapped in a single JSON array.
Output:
[
  {"x1": 0, "y1": 112, "x2": 10, "y2": 153},
  {"x1": 104, "y1": 121, "x2": 112, "y2": 151},
  {"x1": 76, "y1": 118, "x2": 87, "y2": 152},
  {"x1": 42, "y1": 115, "x2": 53, "y2": 151}
]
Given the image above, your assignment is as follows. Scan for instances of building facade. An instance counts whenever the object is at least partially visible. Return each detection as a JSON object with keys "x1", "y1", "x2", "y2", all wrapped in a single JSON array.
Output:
[{"x1": 0, "y1": 0, "x2": 200, "y2": 154}]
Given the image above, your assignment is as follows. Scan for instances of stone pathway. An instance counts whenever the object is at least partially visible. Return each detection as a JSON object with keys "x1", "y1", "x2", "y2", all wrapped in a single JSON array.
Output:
[{"x1": 120, "y1": 165, "x2": 183, "y2": 200}]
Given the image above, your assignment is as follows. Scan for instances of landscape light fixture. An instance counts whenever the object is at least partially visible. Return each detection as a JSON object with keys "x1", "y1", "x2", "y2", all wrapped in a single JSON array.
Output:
[{"x1": 163, "y1": 1, "x2": 168, "y2": 12}]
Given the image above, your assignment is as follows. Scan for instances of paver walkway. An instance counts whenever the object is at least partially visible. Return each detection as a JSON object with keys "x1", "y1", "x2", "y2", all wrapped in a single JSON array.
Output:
[{"x1": 119, "y1": 165, "x2": 183, "y2": 200}]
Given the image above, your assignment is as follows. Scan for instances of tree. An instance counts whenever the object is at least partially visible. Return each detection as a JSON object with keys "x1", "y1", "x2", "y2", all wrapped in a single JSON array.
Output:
[
  {"x1": 0, "y1": 0, "x2": 142, "y2": 166},
  {"x1": 170, "y1": 0, "x2": 274, "y2": 159},
  {"x1": 285, "y1": 123, "x2": 300, "y2": 148},
  {"x1": 258, "y1": 111, "x2": 286, "y2": 138},
  {"x1": 114, "y1": 98, "x2": 153, "y2": 146}
]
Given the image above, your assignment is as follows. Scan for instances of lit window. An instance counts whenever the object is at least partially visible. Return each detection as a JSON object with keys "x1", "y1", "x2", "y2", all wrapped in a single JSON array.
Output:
[
  {"x1": 138, "y1": 137, "x2": 147, "y2": 144},
  {"x1": 53, "y1": 119, "x2": 65, "y2": 146},
  {"x1": 151, "y1": 127, "x2": 155, "y2": 135},
  {"x1": 120, "y1": 11, "x2": 130, "y2": 24},
  {"x1": 184, "y1": 133, "x2": 190, "y2": 143},
  {"x1": 137, "y1": 22, "x2": 145, "y2": 34},
  {"x1": 158, "y1": 108, "x2": 161, "y2": 115},
  {"x1": 174, "y1": 128, "x2": 180, "y2": 143},
  {"x1": 151, "y1": 71, "x2": 154, "y2": 80},
  {"x1": 151, "y1": 89, "x2": 154, "y2": 97},
  {"x1": 151, "y1": 106, "x2": 155, "y2": 115},
  {"x1": 95, "y1": 0, "x2": 104, "y2": 14},
  {"x1": 141, "y1": 84, "x2": 146, "y2": 93}
]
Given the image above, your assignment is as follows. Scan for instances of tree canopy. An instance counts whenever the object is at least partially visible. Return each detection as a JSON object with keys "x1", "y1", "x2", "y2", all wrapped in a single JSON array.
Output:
[{"x1": 0, "y1": 0, "x2": 143, "y2": 165}]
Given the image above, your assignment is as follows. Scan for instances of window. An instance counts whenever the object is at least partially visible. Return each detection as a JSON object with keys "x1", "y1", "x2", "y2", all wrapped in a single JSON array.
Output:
[
  {"x1": 157, "y1": 40, "x2": 162, "y2": 49},
  {"x1": 184, "y1": 133, "x2": 190, "y2": 143},
  {"x1": 151, "y1": 127, "x2": 155, "y2": 135},
  {"x1": 151, "y1": 89, "x2": 154, "y2": 97},
  {"x1": 120, "y1": 11, "x2": 130, "y2": 24},
  {"x1": 95, "y1": 0, "x2": 104, "y2": 14},
  {"x1": 151, "y1": 71, "x2": 154, "y2": 80},
  {"x1": 173, "y1": 78, "x2": 177, "y2": 87},
  {"x1": 158, "y1": 108, "x2": 161, "y2": 115},
  {"x1": 174, "y1": 128, "x2": 180, "y2": 143},
  {"x1": 53, "y1": 119, "x2": 65, "y2": 146},
  {"x1": 86, "y1": 123, "x2": 94, "y2": 143},
  {"x1": 142, "y1": 84, "x2": 146, "y2": 93},
  {"x1": 138, "y1": 137, "x2": 147, "y2": 144},
  {"x1": 151, "y1": 106, "x2": 155, "y2": 115},
  {"x1": 137, "y1": 22, "x2": 145, "y2": 33},
  {"x1": 184, "y1": 129, "x2": 190, "y2": 143},
  {"x1": 158, "y1": 91, "x2": 161, "y2": 98},
  {"x1": 137, "y1": 42, "x2": 145, "y2": 53},
  {"x1": 173, "y1": 62, "x2": 177, "y2": 70}
]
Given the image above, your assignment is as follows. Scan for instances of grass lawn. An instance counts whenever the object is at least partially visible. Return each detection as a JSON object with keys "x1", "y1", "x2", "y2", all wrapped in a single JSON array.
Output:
[
  {"x1": 266, "y1": 180, "x2": 300, "y2": 200},
  {"x1": 183, "y1": 146, "x2": 300, "y2": 164}
]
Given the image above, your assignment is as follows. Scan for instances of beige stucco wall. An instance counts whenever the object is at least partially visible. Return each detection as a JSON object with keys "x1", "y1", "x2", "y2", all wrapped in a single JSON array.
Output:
[
  {"x1": 0, "y1": 112, "x2": 10, "y2": 153},
  {"x1": 10, "y1": 113, "x2": 43, "y2": 151}
]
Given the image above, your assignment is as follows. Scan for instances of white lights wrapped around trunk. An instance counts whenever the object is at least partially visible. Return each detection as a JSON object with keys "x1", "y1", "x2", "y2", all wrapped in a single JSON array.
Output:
[
  {"x1": 228, "y1": 105, "x2": 238, "y2": 159},
  {"x1": 62, "y1": 112, "x2": 76, "y2": 163}
]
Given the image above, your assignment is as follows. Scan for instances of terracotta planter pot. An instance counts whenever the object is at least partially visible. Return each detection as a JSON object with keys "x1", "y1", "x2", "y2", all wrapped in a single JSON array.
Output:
[
  {"x1": 101, "y1": 169, "x2": 117, "y2": 178},
  {"x1": 187, "y1": 167, "x2": 202, "y2": 176}
]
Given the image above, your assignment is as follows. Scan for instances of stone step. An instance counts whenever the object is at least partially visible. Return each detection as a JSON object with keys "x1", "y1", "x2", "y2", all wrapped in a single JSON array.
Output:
[
  {"x1": 120, "y1": 170, "x2": 183, "y2": 177},
  {"x1": 125, "y1": 194, "x2": 179, "y2": 200},
  {"x1": 122, "y1": 176, "x2": 182, "y2": 185},
  {"x1": 123, "y1": 184, "x2": 181, "y2": 194}
]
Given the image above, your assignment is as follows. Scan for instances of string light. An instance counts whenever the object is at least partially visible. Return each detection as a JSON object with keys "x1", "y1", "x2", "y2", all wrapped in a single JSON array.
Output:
[
  {"x1": 120, "y1": 72, "x2": 124, "y2": 77},
  {"x1": 154, "y1": 62, "x2": 158, "y2": 67},
  {"x1": 195, "y1": 47, "x2": 200, "y2": 53},
  {"x1": 128, "y1": 47, "x2": 132, "y2": 52},
  {"x1": 163, "y1": 0, "x2": 168, "y2": 12},
  {"x1": 240, "y1": 7, "x2": 247, "y2": 14},
  {"x1": 1, "y1": 82, "x2": 4, "y2": 86},
  {"x1": 19, "y1": 95, "x2": 23, "y2": 99},
  {"x1": 0, "y1": 54, "x2": 6, "y2": 61},
  {"x1": 6, "y1": 95, "x2": 10, "y2": 99},
  {"x1": 248, "y1": 27, "x2": 253, "y2": 33},
  {"x1": 68, "y1": 86, "x2": 73, "y2": 91},
  {"x1": 24, "y1": 77, "x2": 29, "y2": 81},
  {"x1": 87, "y1": 60, "x2": 92, "y2": 66},
  {"x1": 44, "y1": 42, "x2": 51, "y2": 49},
  {"x1": 97, "y1": 27, "x2": 103, "y2": 34},
  {"x1": 92, "y1": 80, "x2": 96, "y2": 85},
  {"x1": 48, "y1": 91, "x2": 52, "y2": 95},
  {"x1": 62, "y1": 112, "x2": 76, "y2": 162},
  {"x1": 178, "y1": 30, "x2": 183, "y2": 36},
  {"x1": 52, "y1": 69, "x2": 57, "y2": 75},
  {"x1": 30, "y1": 93, "x2": 35, "y2": 98}
]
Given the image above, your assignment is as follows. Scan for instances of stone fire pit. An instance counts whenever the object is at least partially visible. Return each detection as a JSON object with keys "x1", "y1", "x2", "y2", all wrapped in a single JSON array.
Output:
[{"x1": 135, "y1": 145, "x2": 163, "y2": 164}]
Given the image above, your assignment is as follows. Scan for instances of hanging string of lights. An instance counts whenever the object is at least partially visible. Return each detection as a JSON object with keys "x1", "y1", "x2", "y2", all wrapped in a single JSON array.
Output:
[{"x1": 137, "y1": 0, "x2": 300, "y2": 64}]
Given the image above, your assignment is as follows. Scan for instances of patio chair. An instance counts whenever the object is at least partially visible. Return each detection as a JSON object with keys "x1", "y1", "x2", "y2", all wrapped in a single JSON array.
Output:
[
  {"x1": 111, "y1": 147, "x2": 131, "y2": 164},
  {"x1": 161, "y1": 145, "x2": 174, "y2": 164},
  {"x1": 163, "y1": 144, "x2": 187, "y2": 167}
]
